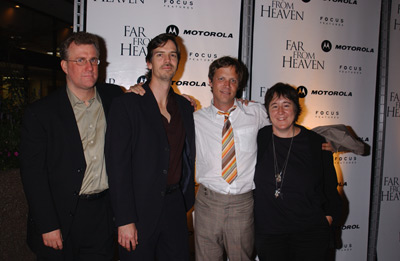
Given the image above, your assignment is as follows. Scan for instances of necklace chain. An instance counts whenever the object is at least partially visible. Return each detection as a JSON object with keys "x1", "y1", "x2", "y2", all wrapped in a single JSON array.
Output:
[{"x1": 272, "y1": 128, "x2": 295, "y2": 199}]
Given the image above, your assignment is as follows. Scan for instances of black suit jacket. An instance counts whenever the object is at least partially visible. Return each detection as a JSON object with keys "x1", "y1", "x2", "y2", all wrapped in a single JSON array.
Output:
[
  {"x1": 105, "y1": 83, "x2": 195, "y2": 241},
  {"x1": 20, "y1": 83, "x2": 123, "y2": 251}
]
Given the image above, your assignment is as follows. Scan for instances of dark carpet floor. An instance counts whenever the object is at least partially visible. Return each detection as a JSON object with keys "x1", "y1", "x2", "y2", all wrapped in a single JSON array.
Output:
[
  {"x1": 0, "y1": 169, "x2": 195, "y2": 260},
  {"x1": 0, "y1": 169, "x2": 35, "y2": 260}
]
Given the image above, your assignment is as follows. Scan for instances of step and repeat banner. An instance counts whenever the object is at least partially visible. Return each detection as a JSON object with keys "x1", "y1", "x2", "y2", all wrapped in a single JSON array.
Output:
[
  {"x1": 377, "y1": 0, "x2": 400, "y2": 260},
  {"x1": 251, "y1": 1, "x2": 381, "y2": 260},
  {"x1": 85, "y1": 0, "x2": 241, "y2": 109},
  {"x1": 82, "y1": 0, "x2": 395, "y2": 259}
]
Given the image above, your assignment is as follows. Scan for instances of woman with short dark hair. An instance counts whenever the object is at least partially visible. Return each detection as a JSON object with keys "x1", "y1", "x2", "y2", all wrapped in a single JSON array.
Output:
[{"x1": 254, "y1": 82, "x2": 342, "y2": 261}]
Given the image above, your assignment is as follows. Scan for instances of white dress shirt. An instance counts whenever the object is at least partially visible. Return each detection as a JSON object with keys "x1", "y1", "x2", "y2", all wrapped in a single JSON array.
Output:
[{"x1": 194, "y1": 99, "x2": 269, "y2": 195}]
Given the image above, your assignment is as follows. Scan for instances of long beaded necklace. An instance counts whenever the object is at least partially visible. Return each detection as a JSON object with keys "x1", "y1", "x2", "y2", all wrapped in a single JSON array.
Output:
[{"x1": 272, "y1": 127, "x2": 295, "y2": 199}]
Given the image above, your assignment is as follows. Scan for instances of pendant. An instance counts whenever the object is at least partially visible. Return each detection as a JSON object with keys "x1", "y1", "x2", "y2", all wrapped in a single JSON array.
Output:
[
  {"x1": 274, "y1": 189, "x2": 281, "y2": 198},
  {"x1": 275, "y1": 173, "x2": 281, "y2": 183}
]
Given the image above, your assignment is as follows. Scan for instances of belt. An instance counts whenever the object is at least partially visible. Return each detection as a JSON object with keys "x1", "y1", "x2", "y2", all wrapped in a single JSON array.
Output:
[
  {"x1": 79, "y1": 189, "x2": 108, "y2": 200},
  {"x1": 165, "y1": 184, "x2": 180, "y2": 195}
]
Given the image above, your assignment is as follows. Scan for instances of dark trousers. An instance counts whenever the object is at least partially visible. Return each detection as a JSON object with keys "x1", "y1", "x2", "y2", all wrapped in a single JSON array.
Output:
[
  {"x1": 34, "y1": 192, "x2": 115, "y2": 261},
  {"x1": 119, "y1": 189, "x2": 189, "y2": 261},
  {"x1": 255, "y1": 224, "x2": 331, "y2": 261}
]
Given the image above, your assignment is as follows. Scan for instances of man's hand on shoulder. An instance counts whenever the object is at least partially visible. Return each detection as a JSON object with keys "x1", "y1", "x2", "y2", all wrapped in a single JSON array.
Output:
[
  {"x1": 126, "y1": 82, "x2": 198, "y2": 111},
  {"x1": 322, "y1": 142, "x2": 334, "y2": 152},
  {"x1": 126, "y1": 82, "x2": 145, "y2": 96},
  {"x1": 118, "y1": 223, "x2": 138, "y2": 251},
  {"x1": 42, "y1": 229, "x2": 63, "y2": 250},
  {"x1": 236, "y1": 98, "x2": 254, "y2": 106},
  {"x1": 182, "y1": 94, "x2": 198, "y2": 111}
]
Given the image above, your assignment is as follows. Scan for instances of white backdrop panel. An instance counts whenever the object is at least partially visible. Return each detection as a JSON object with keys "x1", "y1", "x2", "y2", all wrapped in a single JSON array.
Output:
[
  {"x1": 85, "y1": 0, "x2": 241, "y2": 109},
  {"x1": 251, "y1": 1, "x2": 381, "y2": 260}
]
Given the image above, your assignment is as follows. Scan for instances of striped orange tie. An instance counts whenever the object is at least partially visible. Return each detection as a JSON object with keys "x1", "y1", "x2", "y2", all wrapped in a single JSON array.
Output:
[{"x1": 218, "y1": 106, "x2": 237, "y2": 184}]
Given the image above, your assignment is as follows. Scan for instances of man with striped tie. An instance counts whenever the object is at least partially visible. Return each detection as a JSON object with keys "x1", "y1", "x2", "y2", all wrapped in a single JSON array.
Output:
[
  {"x1": 130, "y1": 55, "x2": 333, "y2": 260},
  {"x1": 194, "y1": 56, "x2": 269, "y2": 261}
]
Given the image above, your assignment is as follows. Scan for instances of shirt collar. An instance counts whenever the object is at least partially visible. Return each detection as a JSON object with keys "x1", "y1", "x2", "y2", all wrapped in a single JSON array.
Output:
[
  {"x1": 66, "y1": 85, "x2": 97, "y2": 107},
  {"x1": 210, "y1": 98, "x2": 243, "y2": 118}
]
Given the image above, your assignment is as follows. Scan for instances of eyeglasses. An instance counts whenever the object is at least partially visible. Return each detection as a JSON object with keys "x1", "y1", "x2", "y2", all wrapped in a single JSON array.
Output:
[{"x1": 66, "y1": 58, "x2": 100, "y2": 66}]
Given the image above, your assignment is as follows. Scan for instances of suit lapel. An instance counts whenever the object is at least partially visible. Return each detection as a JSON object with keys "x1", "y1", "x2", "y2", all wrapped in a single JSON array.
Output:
[
  {"x1": 56, "y1": 88, "x2": 86, "y2": 164},
  {"x1": 97, "y1": 84, "x2": 110, "y2": 119}
]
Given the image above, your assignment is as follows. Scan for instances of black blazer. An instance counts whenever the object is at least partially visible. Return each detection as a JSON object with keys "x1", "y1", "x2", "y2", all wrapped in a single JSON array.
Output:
[
  {"x1": 105, "y1": 83, "x2": 195, "y2": 242},
  {"x1": 20, "y1": 83, "x2": 123, "y2": 249}
]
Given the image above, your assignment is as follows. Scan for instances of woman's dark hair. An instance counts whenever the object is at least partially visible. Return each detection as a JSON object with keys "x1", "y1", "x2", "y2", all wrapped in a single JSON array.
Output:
[{"x1": 264, "y1": 82, "x2": 302, "y2": 123}]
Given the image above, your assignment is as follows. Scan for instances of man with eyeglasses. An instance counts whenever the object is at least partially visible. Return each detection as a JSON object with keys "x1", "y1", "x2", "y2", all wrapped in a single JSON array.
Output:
[{"x1": 20, "y1": 32, "x2": 123, "y2": 260}]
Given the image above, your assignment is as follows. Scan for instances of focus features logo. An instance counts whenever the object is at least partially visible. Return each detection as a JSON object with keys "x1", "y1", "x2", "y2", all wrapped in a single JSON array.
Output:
[
  {"x1": 323, "y1": 0, "x2": 357, "y2": 5},
  {"x1": 283, "y1": 40, "x2": 324, "y2": 70},
  {"x1": 315, "y1": 110, "x2": 339, "y2": 119},
  {"x1": 339, "y1": 65, "x2": 362, "y2": 75},
  {"x1": 260, "y1": 0, "x2": 304, "y2": 21},
  {"x1": 320, "y1": 16, "x2": 344, "y2": 27},
  {"x1": 381, "y1": 177, "x2": 400, "y2": 201},
  {"x1": 340, "y1": 242, "x2": 353, "y2": 252},
  {"x1": 334, "y1": 155, "x2": 357, "y2": 164},
  {"x1": 188, "y1": 51, "x2": 218, "y2": 62},
  {"x1": 163, "y1": 0, "x2": 194, "y2": 9}
]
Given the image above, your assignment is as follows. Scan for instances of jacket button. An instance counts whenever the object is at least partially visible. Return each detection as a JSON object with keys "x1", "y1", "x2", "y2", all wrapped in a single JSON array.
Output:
[
  {"x1": 73, "y1": 191, "x2": 78, "y2": 196},
  {"x1": 161, "y1": 191, "x2": 165, "y2": 197},
  {"x1": 69, "y1": 212, "x2": 74, "y2": 217},
  {"x1": 163, "y1": 170, "x2": 167, "y2": 175}
]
